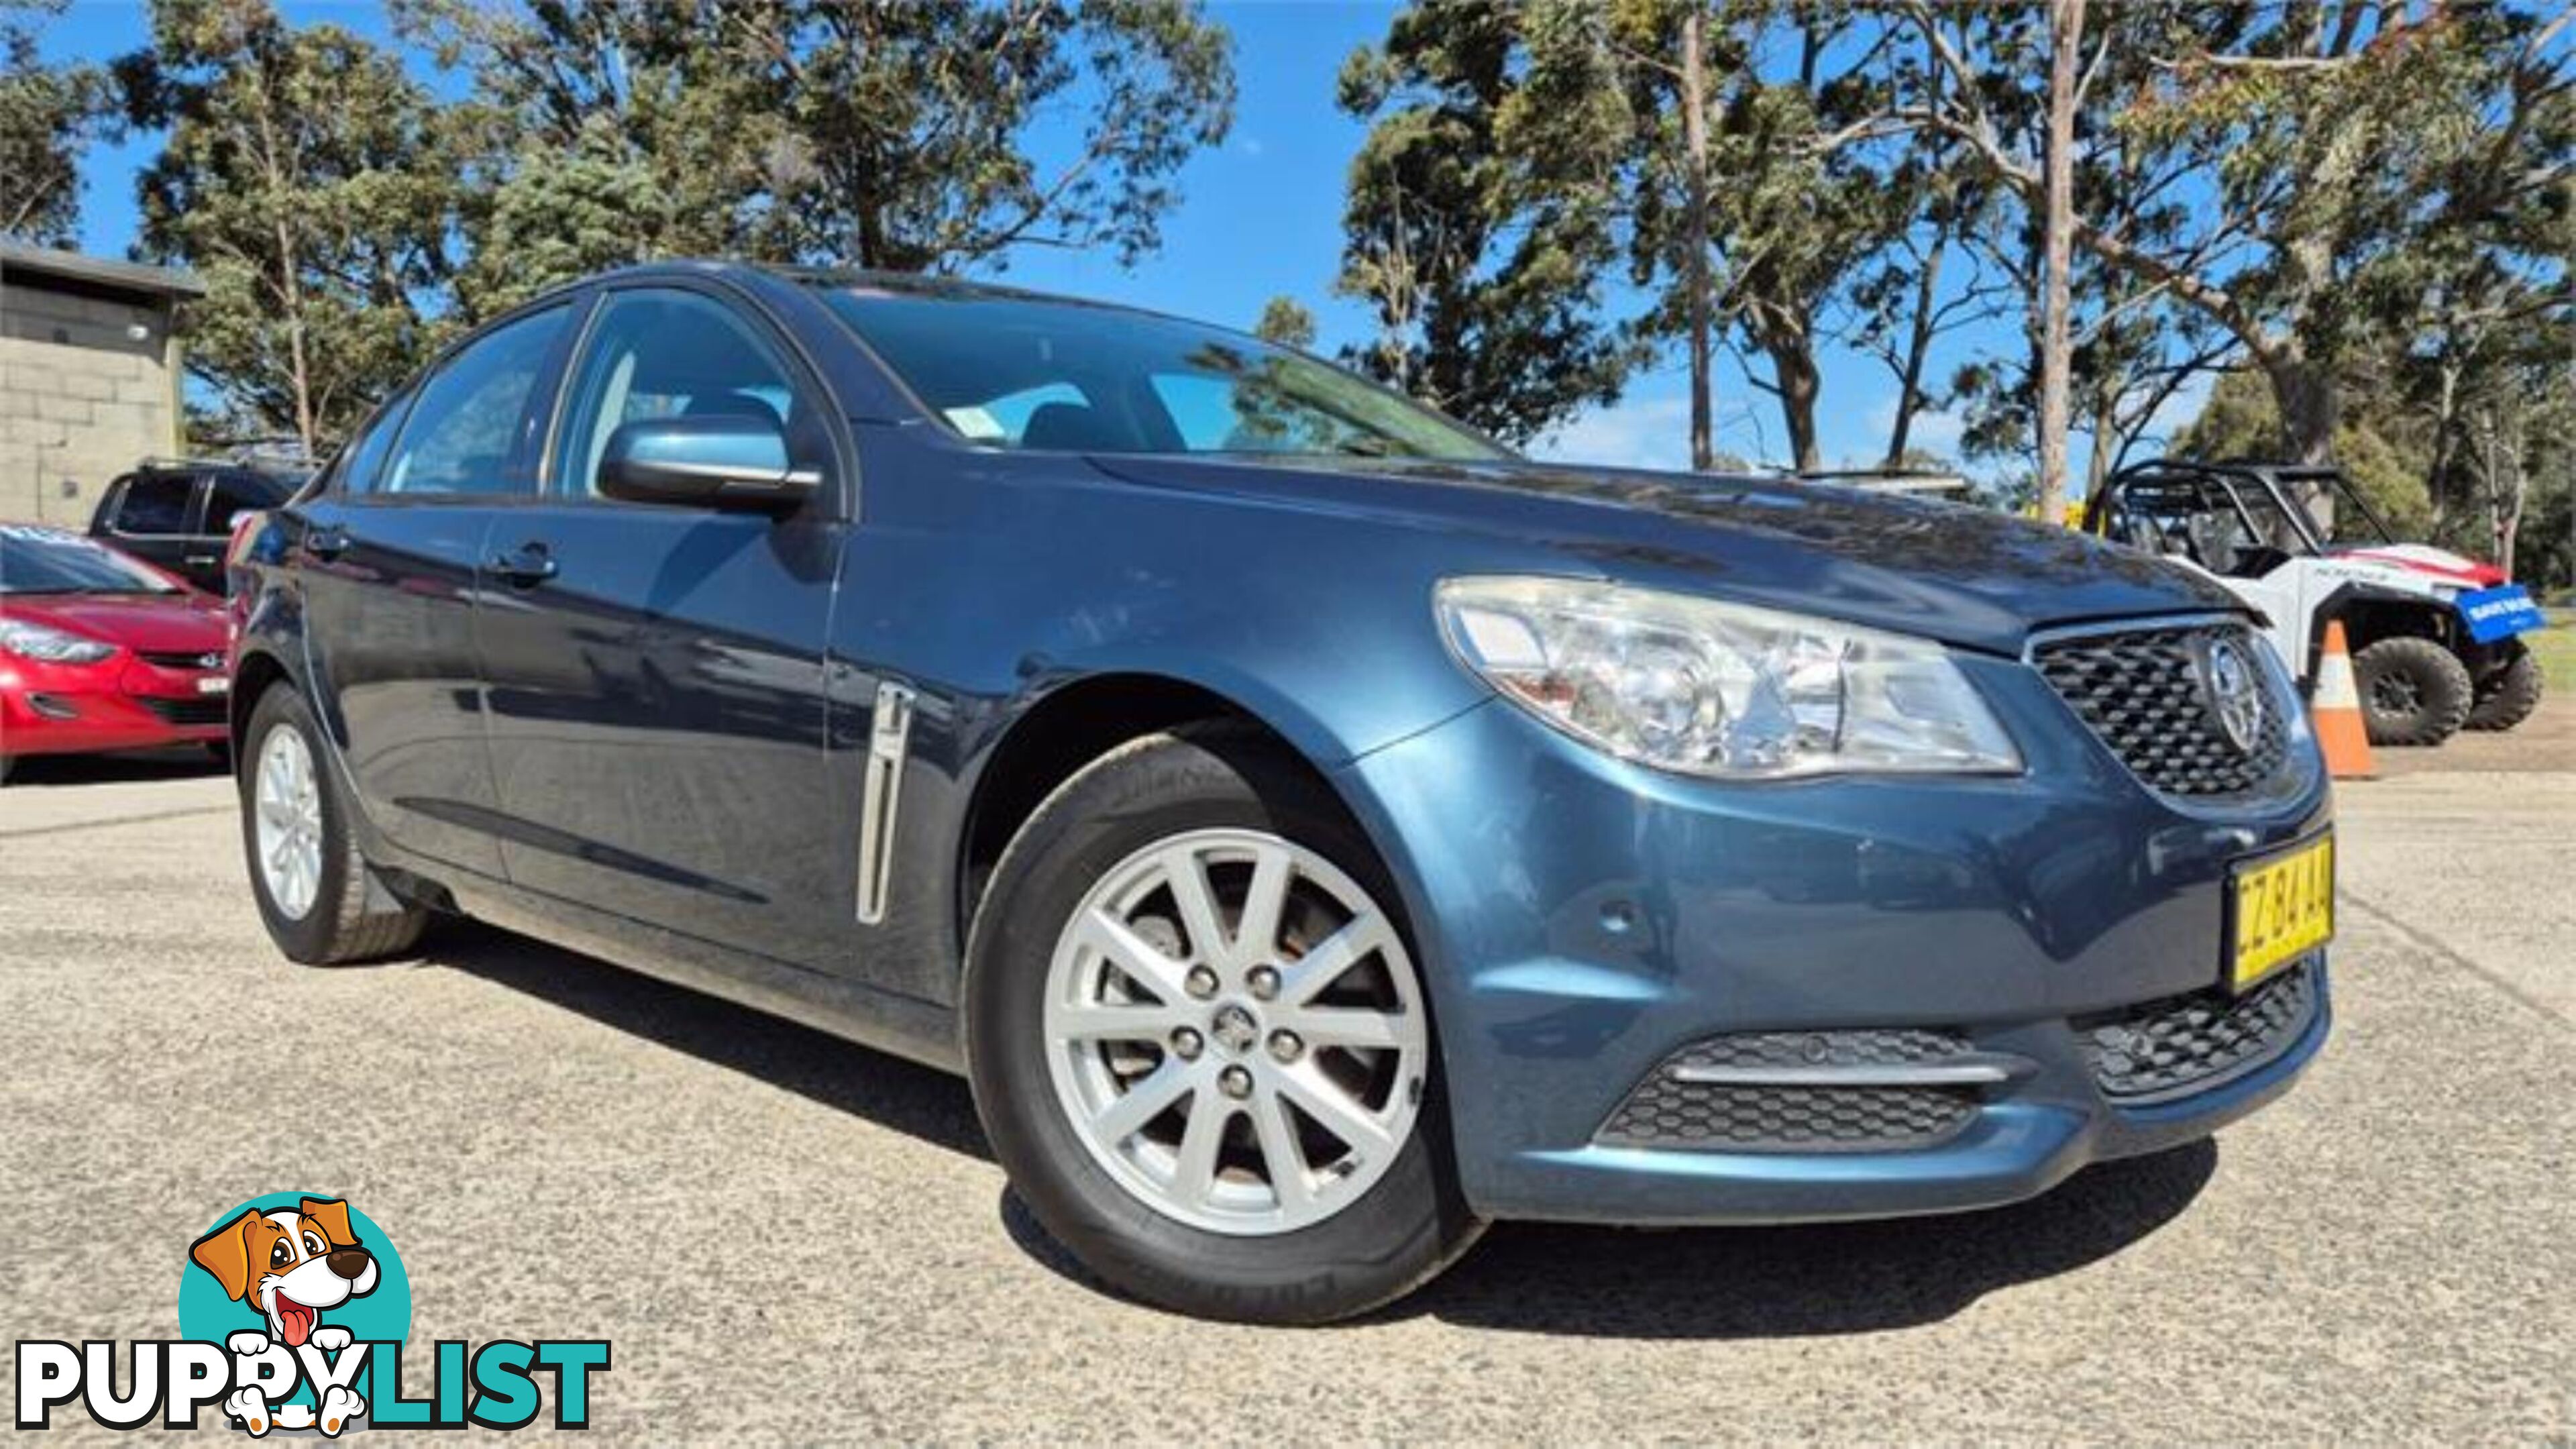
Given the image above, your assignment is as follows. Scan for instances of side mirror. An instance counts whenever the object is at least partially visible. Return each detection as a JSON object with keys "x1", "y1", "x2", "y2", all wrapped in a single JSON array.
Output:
[{"x1": 596, "y1": 415, "x2": 820, "y2": 511}]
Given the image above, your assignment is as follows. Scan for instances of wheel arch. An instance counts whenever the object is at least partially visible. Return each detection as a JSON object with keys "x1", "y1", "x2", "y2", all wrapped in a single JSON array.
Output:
[
  {"x1": 955, "y1": 671, "x2": 1383, "y2": 950},
  {"x1": 2313, "y1": 582, "x2": 2458, "y2": 680},
  {"x1": 229, "y1": 645, "x2": 298, "y2": 755}
]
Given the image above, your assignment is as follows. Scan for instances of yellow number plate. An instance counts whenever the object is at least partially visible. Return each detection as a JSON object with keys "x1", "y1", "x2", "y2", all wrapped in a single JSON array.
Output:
[{"x1": 2230, "y1": 834, "x2": 2334, "y2": 991}]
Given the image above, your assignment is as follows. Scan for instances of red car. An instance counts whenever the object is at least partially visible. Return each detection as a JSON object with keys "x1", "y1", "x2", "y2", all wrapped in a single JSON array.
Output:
[{"x1": 0, "y1": 525, "x2": 232, "y2": 777}]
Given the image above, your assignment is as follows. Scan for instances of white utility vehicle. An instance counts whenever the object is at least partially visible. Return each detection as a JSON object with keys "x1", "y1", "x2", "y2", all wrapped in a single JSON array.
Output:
[{"x1": 2087, "y1": 459, "x2": 2546, "y2": 747}]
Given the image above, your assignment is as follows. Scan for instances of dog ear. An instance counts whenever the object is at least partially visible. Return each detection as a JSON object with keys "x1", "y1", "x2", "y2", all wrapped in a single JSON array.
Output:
[
  {"x1": 189, "y1": 1210, "x2": 262, "y2": 1301},
  {"x1": 299, "y1": 1197, "x2": 356, "y2": 1247}
]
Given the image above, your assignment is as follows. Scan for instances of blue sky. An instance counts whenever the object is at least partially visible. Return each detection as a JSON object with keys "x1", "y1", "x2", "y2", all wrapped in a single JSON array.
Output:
[{"x1": 38, "y1": 0, "x2": 2184, "y2": 477}]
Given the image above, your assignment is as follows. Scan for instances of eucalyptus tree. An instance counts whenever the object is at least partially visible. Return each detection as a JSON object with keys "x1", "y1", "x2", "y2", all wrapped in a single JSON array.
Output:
[
  {"x1": 1332, "y1": 0, "x2": 1636, "y2": 446},
  {"x1": 119, "y1": 0, "x2": 462, "y2": 451},
  {"x1": 412, "y1": 0, "x2": 1236, "y2": 314},
  {"x1": 1907, "y1": 0, "x2": 2573, "y2": 469},
  {"x1": 0, "y1": 0, "x2": 103, "y2": 243}
]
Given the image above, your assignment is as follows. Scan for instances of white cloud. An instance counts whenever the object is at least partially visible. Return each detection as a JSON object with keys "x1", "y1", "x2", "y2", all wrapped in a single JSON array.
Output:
[{"x1": 1531, "y1": 394, "x2": 1693, "y2": 472}]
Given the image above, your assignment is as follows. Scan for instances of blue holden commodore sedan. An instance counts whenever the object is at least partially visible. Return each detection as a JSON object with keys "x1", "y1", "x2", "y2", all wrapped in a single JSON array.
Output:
[{"x1": 227, "y1": 263, "x2": 2333, "y2": 1322}]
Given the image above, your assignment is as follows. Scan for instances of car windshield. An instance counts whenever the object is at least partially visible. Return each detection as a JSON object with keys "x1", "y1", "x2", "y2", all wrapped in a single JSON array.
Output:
[
  {"x1": 817, "y1": 286, "x2": 1511, "y2": 463},
  {"x1": 2315, "y1": 473, "x2": 2395, "y2": 546},
  {"x1": 0, "y1": 527, "x2": 180, "y2": 596}
]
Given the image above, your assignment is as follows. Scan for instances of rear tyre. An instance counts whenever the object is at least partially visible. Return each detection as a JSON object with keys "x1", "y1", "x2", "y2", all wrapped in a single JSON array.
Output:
[
  {"x1": 2465, "y1": 642, "x2": 2544, "y2": 732},
  {"x1": 239, "y1": 685, "x2": 425, "y2": 964},
  {"x1": 2352, "y1": 637, "x2": 2473, "y2": 747},
  {"x1": 964, "y1": 726, "x2": 1482, "y2": 1324}
]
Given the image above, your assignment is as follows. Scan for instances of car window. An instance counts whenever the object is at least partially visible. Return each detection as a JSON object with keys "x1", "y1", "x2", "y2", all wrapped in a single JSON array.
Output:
[
  {"x1": 549, "y1": 288, "x2": 828, "y2": 499},
  {"x1": 0, "y1": 527, "x2": 181, "y2": 594},
  {"x1": 111, "y1": 474, "x2": 196, "y2": 535},
  {"x1": 331, "y1": 397, "x2": 408, "y2": 496},
  {"x1": 817, "y1": 288, "x2": 1509, "y2": 462},
  {"x1": 944, "y1": 382, "x2": 1089, "y2": 445},
  {"x1": 205, "y1": 474, "x2": 280, "y2": 535},
  {"x1": 379, "y1": 306, "x2": 569, "y2": 496}
]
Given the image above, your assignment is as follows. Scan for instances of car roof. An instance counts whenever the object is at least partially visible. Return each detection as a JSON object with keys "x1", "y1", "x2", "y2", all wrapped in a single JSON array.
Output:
[
  {"x1": 123, "y1": 458, "x2": 301, "y2": 488},
  {"x1": 565, "y1": 258, "x2": 1213, "y2": 334}
]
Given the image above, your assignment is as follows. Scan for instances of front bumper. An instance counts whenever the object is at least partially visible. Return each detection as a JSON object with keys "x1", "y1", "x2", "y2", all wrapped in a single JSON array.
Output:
[
  {"x1": 1334, "y1": 652, "x2": 2332, "y2": 1226},
  {"x1": 0, "y1": 659, "x2": 230, "y2": 757}
]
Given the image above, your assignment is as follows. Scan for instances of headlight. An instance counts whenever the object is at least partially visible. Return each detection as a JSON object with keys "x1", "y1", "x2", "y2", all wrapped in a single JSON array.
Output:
[
  {"x1": 0, "y1": 618, "x2": 118, "y2": 665},
  {"x1": 1435, "y1": 576, "x2": 2020, "y2": 779}
]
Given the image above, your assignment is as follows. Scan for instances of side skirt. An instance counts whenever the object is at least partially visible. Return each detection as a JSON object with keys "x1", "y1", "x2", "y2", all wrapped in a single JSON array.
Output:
[{"x1": 445, "y1": 874, "x2": 966, "y2": 1075}]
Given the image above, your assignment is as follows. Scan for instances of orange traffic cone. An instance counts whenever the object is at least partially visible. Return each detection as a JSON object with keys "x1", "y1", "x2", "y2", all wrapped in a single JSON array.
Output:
[{"x1": 2311, "y1": 621, "x2": 2375, "y2": 780}]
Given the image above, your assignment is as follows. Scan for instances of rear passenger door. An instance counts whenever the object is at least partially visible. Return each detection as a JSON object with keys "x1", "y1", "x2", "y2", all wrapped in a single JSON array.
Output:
[
  {"x1": 475, "y1": 283, "x2": 850, "y2": 967},
  {"x1": 295, "y1": 302, "x2": 577, "y2": 879}
]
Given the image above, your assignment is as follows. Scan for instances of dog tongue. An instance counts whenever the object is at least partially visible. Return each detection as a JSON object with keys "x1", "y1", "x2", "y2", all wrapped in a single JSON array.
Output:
[{"x1": 276, "y1": 1299, "x2": 315, "y2": 1348}]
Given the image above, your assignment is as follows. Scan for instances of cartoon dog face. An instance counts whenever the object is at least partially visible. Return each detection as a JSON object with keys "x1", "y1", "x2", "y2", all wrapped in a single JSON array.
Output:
[{"x1": 189, "y1": 1198, "x2": 379, "y2": 1348}]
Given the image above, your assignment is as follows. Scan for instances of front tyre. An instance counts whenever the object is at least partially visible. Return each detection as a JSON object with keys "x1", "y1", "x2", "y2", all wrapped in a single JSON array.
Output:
[
  {"x1": 2465, "y1": 641, "x2": 2544, "y2": 732},
  {"x1": 2352, "y1": 637, "x2": 2473, "y2": 747},
  {"x1": 239, "y1": 685, "x2": 425, "y2": 964},
  {"x1": 964, "y1": 727, "x2": 1481, "y2": 1324}
]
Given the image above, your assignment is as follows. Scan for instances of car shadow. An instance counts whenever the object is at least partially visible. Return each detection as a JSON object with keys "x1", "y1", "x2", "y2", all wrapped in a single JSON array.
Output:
[
  {"x1": 1000, "y1": 1136, "x2": 2216, "y2": 1338},
  {"x1": 418, "y1": 918, "x2": 991, "y2": 1164},
  {"x1": 412, "y1": 918, "x2": 2214, "y2": 1340},
  {"x1": 1396, "y1": 1140, "x2": 2216, "y2": 1338},
  {"x1": 2, "y1": 745, "x2": 227, "y2": 786}
]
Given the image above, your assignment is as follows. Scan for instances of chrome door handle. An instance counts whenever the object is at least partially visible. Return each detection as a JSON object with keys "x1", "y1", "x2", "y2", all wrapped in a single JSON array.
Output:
[{"x1": 304, "y1": 527, "x2": 351, "y2": 562}]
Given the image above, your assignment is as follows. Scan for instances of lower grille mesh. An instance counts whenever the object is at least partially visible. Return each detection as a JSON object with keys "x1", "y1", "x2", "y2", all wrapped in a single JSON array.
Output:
[
  {"x1": 2077, "y1": 960, "x2": 2319, "y2": 1104},
  {"x1": 137, "y1": 696, "x2": 228, "y2": 727},
  {"x1": 1598, "y1": 1030, "x2": 1980, "y2": 1153}
]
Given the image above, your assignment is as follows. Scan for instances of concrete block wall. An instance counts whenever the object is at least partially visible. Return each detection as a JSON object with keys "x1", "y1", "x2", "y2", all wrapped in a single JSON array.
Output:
[{"x1": 0, "y1": 281, "x2": 183, "y2": 526}]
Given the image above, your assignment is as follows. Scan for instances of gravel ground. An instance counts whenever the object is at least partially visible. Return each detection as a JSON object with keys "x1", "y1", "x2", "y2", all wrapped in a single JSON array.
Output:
[{"x1": 3, "y1": 722, "x2": 2569, "y2": 1444}]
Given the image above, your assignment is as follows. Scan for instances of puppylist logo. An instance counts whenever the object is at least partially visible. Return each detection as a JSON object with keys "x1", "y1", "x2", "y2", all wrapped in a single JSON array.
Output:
[{"x1": 16, "y1": 1193, "x2": 608, "y2": 1434}]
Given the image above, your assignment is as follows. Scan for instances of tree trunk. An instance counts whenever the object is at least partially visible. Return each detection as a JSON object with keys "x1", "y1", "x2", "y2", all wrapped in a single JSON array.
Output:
[
  {"x1": 2035, "y1": 0, "x2": 2084, "y2": 527},
  {"x1": 2267, "y1": 356, "x2": 2339, "y2": 465},
  {"x1": 2085, "y1": 388, "x2": 2116, "y2": 512},
  {"x1": 1680, "y1": 5, "x2": 1715, "y2": 472},
  {"x1": 1770, "y1": 336, "x2": 1821, "y2": 472},
  {"x1": 274, "y1": 216, "x2": 316, "y2": 458},
  {"x1": 2258, "y1": 348, "x2": 2341, "y2": 529},
  {"x1": 1882, "y1": 229, "x2": 1945, "y2": 469}
]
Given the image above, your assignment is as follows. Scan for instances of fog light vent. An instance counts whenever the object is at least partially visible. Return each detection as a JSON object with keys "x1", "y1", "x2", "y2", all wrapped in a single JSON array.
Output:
[{"x1": 1597, "y1": 1028, "x2": 1994, "y2": 1154}]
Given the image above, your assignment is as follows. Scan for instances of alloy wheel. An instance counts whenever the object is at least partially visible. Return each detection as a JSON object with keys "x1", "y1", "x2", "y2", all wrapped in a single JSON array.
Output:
[
  {"x1": 1042, "y1": 827, "x2": 1430, "y2": 1236},
  {"x1": 254, "y1": 724, "x2": 325, "y2": 920}
]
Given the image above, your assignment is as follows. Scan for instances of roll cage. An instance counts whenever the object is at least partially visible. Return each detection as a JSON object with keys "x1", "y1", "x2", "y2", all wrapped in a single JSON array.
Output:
[{"x1": 2085, "y1": 458, "x2": 2396, "y2": 575}]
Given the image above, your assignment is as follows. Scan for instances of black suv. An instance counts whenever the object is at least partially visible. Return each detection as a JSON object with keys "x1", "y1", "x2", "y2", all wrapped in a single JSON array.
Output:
[{"x1": 89, "y1": 458, "x2": 301, "y2": 594}]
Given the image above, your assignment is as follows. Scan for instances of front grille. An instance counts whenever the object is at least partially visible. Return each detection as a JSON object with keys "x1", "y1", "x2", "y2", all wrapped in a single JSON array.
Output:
[
  {"x1": 1598, "y1": 1030, "x2": 1980, "y2": 1153},
  {"x1": 136, "y1": 696, "x2": 227, "y2": 727},
  {"x1": 2032, "y1": 622, "x2": 2290, "y2": 797},
  {"x1": 2078, "y1": 960, "x2": 2319, "y2": 1105},
  {"x1": 138, "y1": 649, "x2": 223, "y2": 671}
]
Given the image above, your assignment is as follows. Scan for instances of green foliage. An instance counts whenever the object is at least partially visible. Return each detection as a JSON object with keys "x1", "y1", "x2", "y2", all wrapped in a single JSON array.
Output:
[
  {"x1": 1253, "y1": 295, "x2": 1316, "y2": 350},
  {"x1": 396, "y1": 0, "x2": 802, "y2": 318},
  {"x1": 119, "y1": 0, "x2": 462, "y2": 451},
  {"x1": 769, "y1": 0, "x2": 1235, "y2": 272},
  {"x1": 2084, "y1": 3, "x2": 2568, "y2": 459},
  {"x1": 0, "y1": 0, "x2": 105, "y2": 242},
  {"x1": 1613, "y1": 1, "x2": 1896, "y2": 468},
  {"x1": 1330, "y1": 0, "x2": 1640, "y2": 445},
  {"x1": 411, "y1": 0, "x2": 1233, "y2": 307}
]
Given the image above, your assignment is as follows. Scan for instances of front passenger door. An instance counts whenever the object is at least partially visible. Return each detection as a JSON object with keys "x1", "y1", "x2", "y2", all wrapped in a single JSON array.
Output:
[{"x1": 475, "y1": 285, "x2": 850, "y2": 968}]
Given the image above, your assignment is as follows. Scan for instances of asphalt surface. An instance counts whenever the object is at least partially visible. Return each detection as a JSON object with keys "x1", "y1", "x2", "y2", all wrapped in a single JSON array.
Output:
[{"x1": 3, "y1": 727, "x2": 2571, "y2": 1443}]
